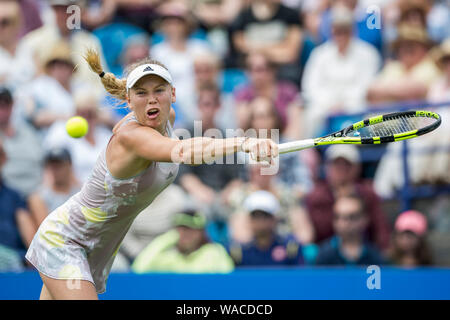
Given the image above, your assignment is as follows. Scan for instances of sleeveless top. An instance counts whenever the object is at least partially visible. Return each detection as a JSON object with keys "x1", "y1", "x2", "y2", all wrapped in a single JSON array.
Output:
[{"x1": 26, "y1": 116, "x2": 179, "y2": 293}]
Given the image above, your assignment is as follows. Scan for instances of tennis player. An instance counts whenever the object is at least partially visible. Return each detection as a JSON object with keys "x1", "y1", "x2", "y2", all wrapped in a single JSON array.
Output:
[{"x1": 25, "y1": 49, "x2": 278, "y2": 300}]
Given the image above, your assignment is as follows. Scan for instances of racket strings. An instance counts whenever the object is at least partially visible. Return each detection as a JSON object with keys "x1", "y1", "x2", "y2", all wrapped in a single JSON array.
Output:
[{"x1": 350, "y1": 115, "x2": 432, "y2": 138}]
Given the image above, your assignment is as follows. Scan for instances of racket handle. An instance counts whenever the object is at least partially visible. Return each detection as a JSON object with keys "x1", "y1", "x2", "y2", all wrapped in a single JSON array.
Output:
[{"x1": 278, "y1": 139, "x2": 315, "y2": 154}]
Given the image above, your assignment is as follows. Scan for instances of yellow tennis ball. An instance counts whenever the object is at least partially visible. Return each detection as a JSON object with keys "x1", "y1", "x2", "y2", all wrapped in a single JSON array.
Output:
[{"x1": 66, "y1": 116, "x2": 88, "y2": 138}]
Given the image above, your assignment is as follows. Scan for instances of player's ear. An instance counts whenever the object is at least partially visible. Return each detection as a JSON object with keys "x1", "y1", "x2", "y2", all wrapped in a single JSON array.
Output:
[{"x1": 126, "y1": 92, "x2": 132, "y2": 109}]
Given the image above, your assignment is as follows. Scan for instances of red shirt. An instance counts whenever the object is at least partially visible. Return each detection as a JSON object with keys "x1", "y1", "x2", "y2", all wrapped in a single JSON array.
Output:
[{"x1": 305, "y1": 180, "x2": 391, "y2": 250}]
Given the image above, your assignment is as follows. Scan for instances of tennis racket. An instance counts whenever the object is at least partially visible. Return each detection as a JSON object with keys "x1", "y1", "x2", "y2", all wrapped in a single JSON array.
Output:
[{"x1": 279, "y1": 110, "x2": 442, "y2": 154}]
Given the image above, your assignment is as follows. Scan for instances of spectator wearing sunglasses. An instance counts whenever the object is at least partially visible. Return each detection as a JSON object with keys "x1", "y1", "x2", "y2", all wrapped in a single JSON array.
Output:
[{"x1": 315, "y1": 195, "x2": 386, "y2": 266}]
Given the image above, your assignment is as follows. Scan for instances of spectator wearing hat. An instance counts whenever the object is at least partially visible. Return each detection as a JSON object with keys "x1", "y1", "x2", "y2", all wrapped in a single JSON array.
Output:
[
  {"x1": 132, "y1": 210, "x2": 234, "y2": 274},
  {"x1": 302, "y1": 4, "x2": 381, "y2": 137},
  {"x1": 28, "y1": 147, "x2": 80, "y2": 227},
  {"x1": 0, "y1": 0, "x2": 36, "y2": 89},
  {"x1": 151, "y1": 2, "x2": 212, "y2": 127},
  {"x1": 19, "y1": 0, "x2": 106, "y2": 94},
  {"x1": 305, "y1": 145, "x2": 391, "y2": 250},
  {"x1": 43, "y1": 89, "x2": 112, "y2": 183},
  {"x1": 0, "y1": 138, "x2": 36, "y2": 270},
  {"x1": 228, "y1": 190, "x2": 305, "y2": 267},
  {"x1": 0, "y1": 86, "x2": 43, "y2": 196},
  {"x1": 367, "y1": 24, "x2": 441, "y2": 104},
  {"x1": 24, "y1": 40, "x2": 91, "y2": 130},
  {"x1": 225, "y1": 163, "x2": 315, "y2": 246},
  {"x1": 388, "y1": 210, "x2": 432, "y2": 266},
  {"x1": 315, "y1": 194, "x2": 386, "y2": 266}
]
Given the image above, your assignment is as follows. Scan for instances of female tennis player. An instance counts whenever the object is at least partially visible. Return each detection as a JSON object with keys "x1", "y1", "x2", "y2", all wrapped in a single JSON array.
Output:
[{"x1": 25, "y1": 49, "x2": 278, "y2": 300}]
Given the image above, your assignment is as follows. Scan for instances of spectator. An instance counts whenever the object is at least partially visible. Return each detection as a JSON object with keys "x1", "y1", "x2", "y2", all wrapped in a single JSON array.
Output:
[
  {"x1": 315, "y1": 195, "x2": 386, "y2": 266},
  {"x1": 228, "y1": 190, "x2": 305, "y2": 267},
  {"x1": 367, "y1": 24, "x2": 441, "y2": 104},
  {"x1": 247, "y1": 96, "x2": 313, "y2": 193},
  {"x1": 43, "y1": 90, "x2": 112, "y2": 183},
  {"x1": 151, "y1": 2, "x2": 211, "y2": 127},
  {"x1": 24, "y1": 41, "x2": 81, "y2": 130},
  {"x1": 0, "y1": 86, "x2": 43, "y2": 197},
  {"x1": 20, "y1": 0, "x2": 106, "y2": 94},
  {"x1": 28, "y1": 147, "x2": 80, "y2": 227},
  {"x1": 302, "y1": 4, "x2": 381, "y2": 137},
  {"x1": 318, "y1": 0, "x2": 383, "y2": 53},
  {"x1": 305, "y1": 145, "x2": 391, "y2": 250},
  {"x1": 230, "y1": 0, "x2": 303, "y2": 83},
  {"x1": 383, "y1": 0, "x2": 430, "y2": 46},
  {"x1": 0, "y1": 138, "x2": 36, "y2": 268},
  {"x1": 374, "y1": 39, "x2": 450, "y2": 197},
  {"x1": 234, "y1": 52, "x2": 303, "y2": 139},
  {"x1": 388, "y1": 210, "x2": 432, "y2": 266},
  {"x1": 0, "y1": 0, "x2": 35, "y2": 89},
  {"x1": 225, "y1": 163, "x2": 314, "y2": 245},
  {"x1": 177, "y1": 83, "x2": 245, "y2": 238},
  {"x1": 192, "y1": 50, "x2": 237, "y2": 129},
  {"x1": 132, "y1": 210, "x2": 234, "y2": 274},
  {"x1": 120, "y1": 34, "x2": 151, "y2": 75},
  {"x1": 191, "y1": 0, "x2": 244, "y2": 58}
]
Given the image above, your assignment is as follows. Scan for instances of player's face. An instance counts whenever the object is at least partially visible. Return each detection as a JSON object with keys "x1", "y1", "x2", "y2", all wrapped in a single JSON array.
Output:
[{"x1": 128, "y1": 75, "x2": 176, "y2": 134}]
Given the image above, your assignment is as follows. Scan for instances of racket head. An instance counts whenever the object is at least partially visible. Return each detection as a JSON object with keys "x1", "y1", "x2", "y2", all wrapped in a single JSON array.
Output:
[{"x1": 316, "y1": 110, "x2": 441, "y2": 145}]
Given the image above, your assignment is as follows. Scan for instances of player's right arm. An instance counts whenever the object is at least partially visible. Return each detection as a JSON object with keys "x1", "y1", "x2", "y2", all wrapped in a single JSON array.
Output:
[{"x1": 116, "y1": 123, "x2": 278, "y2": 165}]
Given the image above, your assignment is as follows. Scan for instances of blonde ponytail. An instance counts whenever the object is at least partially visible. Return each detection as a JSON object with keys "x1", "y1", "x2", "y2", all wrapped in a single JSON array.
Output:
[{"x1": 84, "y1": 48, "x2": 127, "y2": 101}]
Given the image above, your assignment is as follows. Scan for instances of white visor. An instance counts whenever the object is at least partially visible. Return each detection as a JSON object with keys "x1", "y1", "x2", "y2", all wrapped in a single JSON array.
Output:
[{"x1": 126, "y1": 64, "x2": 173, "y2": 90}]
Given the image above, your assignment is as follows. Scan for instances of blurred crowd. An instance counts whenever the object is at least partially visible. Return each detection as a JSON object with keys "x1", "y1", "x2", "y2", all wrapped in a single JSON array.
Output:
[{"x1": 0, "y1": 0, "x2": 450, "y2": 274}]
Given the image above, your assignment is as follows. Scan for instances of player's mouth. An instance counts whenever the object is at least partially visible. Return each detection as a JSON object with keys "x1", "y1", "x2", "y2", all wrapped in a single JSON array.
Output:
[{"x1": 146, "y1": 108, "x2": 160, "y2": 119}]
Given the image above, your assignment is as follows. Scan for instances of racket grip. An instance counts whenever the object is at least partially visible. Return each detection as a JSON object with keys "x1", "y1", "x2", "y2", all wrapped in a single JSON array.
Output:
[{"x1": 278, "y1": 139, "x2": 315, "y2": 154}]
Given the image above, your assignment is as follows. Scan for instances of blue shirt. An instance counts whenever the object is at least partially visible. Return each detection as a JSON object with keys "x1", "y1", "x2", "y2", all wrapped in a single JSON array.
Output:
[
  {"x1": 0, "y1": 182, "x2": 27, "y2": 257},
  {"x1": 315, "y1": 236, "x2": 386, "y2": 266},
  {"x1": 228, "y1": 235, "x2": 304, "y2": 267}
]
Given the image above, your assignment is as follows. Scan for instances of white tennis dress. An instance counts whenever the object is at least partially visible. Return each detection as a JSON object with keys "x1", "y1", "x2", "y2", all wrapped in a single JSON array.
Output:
[{"x1": 26, "y1": 116, "x2": 179, "y2": 293}]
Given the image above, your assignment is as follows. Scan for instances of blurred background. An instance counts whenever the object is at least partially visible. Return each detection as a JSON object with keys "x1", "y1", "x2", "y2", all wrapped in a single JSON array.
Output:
[{"x1": 0, "y1": 0, "x2": 450, "y2": 299}]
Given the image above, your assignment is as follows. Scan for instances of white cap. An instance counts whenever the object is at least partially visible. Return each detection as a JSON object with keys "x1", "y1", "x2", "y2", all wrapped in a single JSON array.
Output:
[
  {"x1": 243, "y1": 190, "x2": 281, "y2": 216},
  {"x1": 325, "y1": 145, "x2": 361, "y2": 164},
  {"x1": 126, "y1": 64, "x2": 173, "y2": 90}
]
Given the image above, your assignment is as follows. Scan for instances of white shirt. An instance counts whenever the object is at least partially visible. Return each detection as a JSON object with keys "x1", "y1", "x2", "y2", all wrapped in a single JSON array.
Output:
[
  {"x1": 27, "y1": 75, "x2": 76, "y2": 118},
  {"x1": 0, "y1": 43, "x2": 35, "y2": 90},
  {"x1": 302, "y1": 39, "x2": 381, "y2": 136}
]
